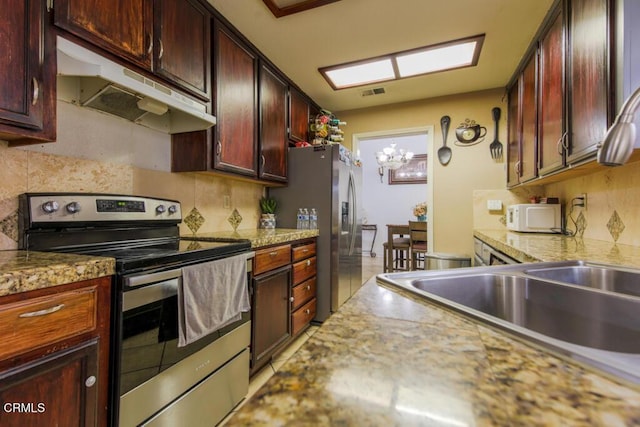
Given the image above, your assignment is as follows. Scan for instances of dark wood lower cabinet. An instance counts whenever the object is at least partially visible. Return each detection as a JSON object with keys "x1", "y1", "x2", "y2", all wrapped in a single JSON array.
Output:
[
  {"x1": 251, "y1": 265, "x2": 291, "y2": 374},
  {"x1": 0, "y1": 340, "x2": 99, "y2": 427}
]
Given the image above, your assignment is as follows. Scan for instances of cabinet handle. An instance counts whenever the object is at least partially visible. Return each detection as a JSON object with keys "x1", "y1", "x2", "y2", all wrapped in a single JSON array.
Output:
[
  {"x1": 515, "y1": 161, "x2": 521, "y2": 175},
  {"x1": 31, "y1": 77, "x2": 39, "y2": 106},
  {"x1": 146, "y1": 34, "x2": 153, "y2": 56},
  {"x1": 302, "y1": 249, "x2": 309, "y2": 253},
  {"x1": 158, "y1": 39, "x2": 164, "y2": 59},
  {"x1": 306, "y1": 260, "x2": 311, "y2": 266},
  {"x1": 561, "y1": 132, "x2": 569, "y2": 152},
  {"x1": 306, "y1": 285, "x2": 311, "y2": 291},
  {"x1": 216, "y1": 141, "x2": 222, "y2": 156},
  {"x1": 19, "y1": 303, "x2": 64, "y2": 318},
  {"x1": 269, "y1": 251, "x2": 279, "y2": 256},
  {"x1": 85, "y1": 376, "x2": 96, "y2": 388},
  {"x1": 305, "y1": 309, "x2": 310, "y2": 314},
  {"x1": 261, "y1": 155, "x2": 265, "y2": 169},
  {"x1": 289, "y1": 297, "x2": 294, "y2": 302}
]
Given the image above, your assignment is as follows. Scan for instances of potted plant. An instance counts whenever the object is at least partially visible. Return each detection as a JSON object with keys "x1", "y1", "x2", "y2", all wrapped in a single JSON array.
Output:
[{"x1": 259, "y1": 196, "x2": 277, "y2": 229}]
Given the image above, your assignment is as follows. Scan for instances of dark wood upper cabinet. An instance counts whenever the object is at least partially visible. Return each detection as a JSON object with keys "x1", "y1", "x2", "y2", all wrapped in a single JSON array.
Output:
[
  {"x1": 506, "y1": 81, "x2": 521, "y2": 188},
  {"x1": 259, "y1": 63, "x2": 288, "y2": 182},
  {"x1": 0, "y1": 0, "x2": 56, "y2": 144},
  {"x1": 289, "y1": 88, "x2": 310, "y2": 143},
  {"x1": 213, "y1": 23, "x2": 258, "y2": 177},
  {"x1": 537, "y1": 7, "x2": 565, "y2": 175},
  {"x1": 54, "y1": 0, "x2": 154, "y2": 70},
  {"x1": 566, "y1": 0, "x2": 612, "y2": 163},
  {"x1": 154, "y1": 0, "x2": 211, "y2": 100},
  {"x1": 520, "y1": 53, "x2": 538, "y2": 183}
]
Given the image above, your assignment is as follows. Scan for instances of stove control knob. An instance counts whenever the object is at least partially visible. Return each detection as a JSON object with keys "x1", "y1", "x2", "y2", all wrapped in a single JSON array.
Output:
[
  {"x1": 66, "y1": 202, "x2": 81, "y2": 214},
  {"x1": 168, "y1": 205, "x2": 178, "y2": 215},
  {"x1": 156, "y1": 205, "x2": 166, "y2": 214},
  {"x1": 41, "y1": 201, "x2": 59, "y2": 214}
]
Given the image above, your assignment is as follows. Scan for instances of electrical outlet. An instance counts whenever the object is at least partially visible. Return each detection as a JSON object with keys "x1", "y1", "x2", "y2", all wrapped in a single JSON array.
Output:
[
  {"x1": 223, "y1": 195, "x2": 231, "y2": 209},
  {"x1": 576, "y1": 193, "x2": 587, "y2": 209}
]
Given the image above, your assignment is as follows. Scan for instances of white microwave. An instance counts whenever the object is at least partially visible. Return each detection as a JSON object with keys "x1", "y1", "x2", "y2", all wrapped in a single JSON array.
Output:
[{"x1": 506, "y1": 204, "x2": 561, "y2": 233}]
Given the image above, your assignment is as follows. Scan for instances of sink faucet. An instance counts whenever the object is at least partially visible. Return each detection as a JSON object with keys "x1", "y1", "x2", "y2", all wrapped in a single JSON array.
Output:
[{"x1": 597, "y1": 86, "x2": 640, "y2": 166}]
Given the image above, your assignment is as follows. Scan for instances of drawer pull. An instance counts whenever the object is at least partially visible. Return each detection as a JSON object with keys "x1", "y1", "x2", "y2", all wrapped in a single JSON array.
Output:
[
  {"x1": 85, "y1": 376, "x2": 96, "y2": 388},
  {"x1": 19, "y1": 303, "x2": 64, "y2": 318},
  {"x1": 302, "y1": 249, "x2": 309, "y2": 253},
  {"x1": 306, "y1": 260, "x2": 311, "y2": 266},
  {"x1": 305, "y1": 309, "x2": 311, "y2": 314},
  {"x1": 306, "y1": 285, "x2": 311, "y2": 291},
  {"x1": 269, "y1": 251, "x2": 279, "y2": 256},
  {"x1": 32, "y1": 77, "x2": 39, "y2": 106}
]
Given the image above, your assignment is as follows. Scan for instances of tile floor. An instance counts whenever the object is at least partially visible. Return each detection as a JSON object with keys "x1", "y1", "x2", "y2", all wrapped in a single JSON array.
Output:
[{"x1": 219, "y1": 254, "x2": 385, "y2": 425}]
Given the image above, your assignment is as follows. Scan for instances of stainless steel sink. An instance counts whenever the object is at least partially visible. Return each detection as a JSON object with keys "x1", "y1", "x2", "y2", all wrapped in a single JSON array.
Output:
[
  {"x1": 523, "y1": 264, "x2": 640, "y2": 298},
  {"x1": 377, "y1": 261, "x2": 640, "y2": 385},
  {"x1": 411, "y1": 274, "x2": 640, "y2": 353}
]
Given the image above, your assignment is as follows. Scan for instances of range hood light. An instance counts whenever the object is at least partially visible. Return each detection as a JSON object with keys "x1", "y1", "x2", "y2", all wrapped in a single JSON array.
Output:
[{"x1": 137, "y1": 97, "x2": 169, "y2": 115}]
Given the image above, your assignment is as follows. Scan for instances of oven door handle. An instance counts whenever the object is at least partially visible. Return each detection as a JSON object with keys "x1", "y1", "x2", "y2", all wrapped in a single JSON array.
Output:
[{"x1": 125, "y1": 269, "x2": 182, "y2": 288}]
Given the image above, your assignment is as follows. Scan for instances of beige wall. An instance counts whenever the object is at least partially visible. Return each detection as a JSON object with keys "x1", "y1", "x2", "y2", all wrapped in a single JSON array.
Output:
[{"x1": 338, "y1": 88, "x2": 506, "y2": 257}]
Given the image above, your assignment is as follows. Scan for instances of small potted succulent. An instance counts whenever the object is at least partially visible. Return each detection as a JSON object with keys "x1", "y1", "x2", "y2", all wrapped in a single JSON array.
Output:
[{"x1": 259, "y1": 196, "x2": 277, "y2": 229}]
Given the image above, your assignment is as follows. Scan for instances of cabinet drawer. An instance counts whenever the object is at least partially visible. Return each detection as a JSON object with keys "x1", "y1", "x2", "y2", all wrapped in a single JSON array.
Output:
[
  {"x1": 292, "y1": 242, "x2": 316, "y2": 262},
  {"x1": 254, "y1": 244, "x2": 291, "y2": 275},
  {"x1": 292, "y1": 256, "x2": 316, "y2": 286},
  {"x1": 292, "y1": 277, "x2": 316, "y2": 311},
  {"x1": 0, "y1": 286, "x2": 97, "y2": 361},
  {"x1": 292, "y1": 298, "x2": 316, "y2": 336}
]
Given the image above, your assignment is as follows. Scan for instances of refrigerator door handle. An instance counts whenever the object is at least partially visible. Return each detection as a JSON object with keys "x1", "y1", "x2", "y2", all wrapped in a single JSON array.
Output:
[{"x1": 348, "y1": 170, "x2": 357, "y2": 255}]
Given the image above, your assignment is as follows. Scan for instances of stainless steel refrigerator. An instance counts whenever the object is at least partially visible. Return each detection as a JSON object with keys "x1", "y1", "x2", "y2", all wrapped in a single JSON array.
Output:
[{"x1": 270, "y1": 144, "x2": 362, "y2": 322}]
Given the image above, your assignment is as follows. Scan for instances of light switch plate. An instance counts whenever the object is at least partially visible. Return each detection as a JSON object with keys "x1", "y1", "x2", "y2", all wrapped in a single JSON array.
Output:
[{"x1": 487, "y1": 200, "x2": 502, "y2": 210}]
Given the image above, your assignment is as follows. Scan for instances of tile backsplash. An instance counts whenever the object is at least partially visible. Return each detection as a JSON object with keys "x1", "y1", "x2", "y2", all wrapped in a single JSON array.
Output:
[
  {"x1": 0, "y1": 142, "x2": 263, "y2": 250},
  {"x1": 474, "y1": 159, "x2": 640, "y2": 246}
]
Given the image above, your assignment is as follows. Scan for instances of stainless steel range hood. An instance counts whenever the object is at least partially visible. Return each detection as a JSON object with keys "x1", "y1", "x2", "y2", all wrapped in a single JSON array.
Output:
[{"x1": 56, "y1": 36, "x2": 216, "y2": 134}]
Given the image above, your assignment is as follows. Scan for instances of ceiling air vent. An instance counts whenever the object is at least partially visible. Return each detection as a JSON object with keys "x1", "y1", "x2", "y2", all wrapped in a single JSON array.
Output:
[{"x1": 361, "y1": 87, "x2": 386, "y2": 97}]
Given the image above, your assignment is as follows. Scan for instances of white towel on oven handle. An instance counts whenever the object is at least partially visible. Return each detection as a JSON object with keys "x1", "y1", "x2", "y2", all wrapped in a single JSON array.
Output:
[{"x1": 178, "y1": 252, "x2": 250, "y2": 347}]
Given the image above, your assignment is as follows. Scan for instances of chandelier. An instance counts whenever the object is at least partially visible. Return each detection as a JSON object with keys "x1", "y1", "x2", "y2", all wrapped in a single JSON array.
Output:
[{"x1": 375, "y1": 143, "x2": 414, "y2": 180}]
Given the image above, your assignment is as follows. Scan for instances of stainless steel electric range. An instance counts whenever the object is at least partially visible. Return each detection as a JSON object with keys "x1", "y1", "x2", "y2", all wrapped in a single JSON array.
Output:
[{"x1": 19, "y1": 193, "x2": 253, "y2": 427}]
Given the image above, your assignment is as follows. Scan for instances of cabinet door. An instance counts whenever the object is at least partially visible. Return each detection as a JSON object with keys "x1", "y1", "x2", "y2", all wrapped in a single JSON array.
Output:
[
  {"x1": 54, "y1": 0, "x2": 153, "y2": 69},
  {"x1": 0, "y1": 0, "x2": 55, "y2": 143},
  {"x1": 567, "y1": 0, "x2": 611, "y2": 163},
  {"x1": 520, "y1": 53, "x2": 538, "y2": 182},
  {"x1": 213, "y1": 23, "x2": 258, "y2": 177},
  {"x1": 538, "y1": 7, "x2": 565, "y2": 175},
  {"x1": 155, "y1": 0, "x2": 210, "y2": 100},
  {"x1": 506, "y1": 81, "x2": 521, "y2": 188},
  {"x1": 259, "y1": 64, "x2": 288, "y2": 182},
  {"x1": 0, "y1": 341, "x2": 99, "y2": 427},
  {"x1": 251, "y1": 266, "x2": 291, "y2": 370},
  {"x1": 289, "y1": 88, "x2": 310, "y2": 143}
]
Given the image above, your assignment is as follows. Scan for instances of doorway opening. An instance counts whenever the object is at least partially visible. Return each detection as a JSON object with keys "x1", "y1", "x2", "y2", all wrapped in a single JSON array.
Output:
[{"x1": 353, "y1": 126, "x2": 434, "y2": 278}]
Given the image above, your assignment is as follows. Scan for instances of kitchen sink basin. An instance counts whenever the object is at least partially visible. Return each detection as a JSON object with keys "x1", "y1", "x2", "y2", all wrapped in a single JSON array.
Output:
[
  {"x1": 523, "y1": 264, "x2": 640, "y2": 298},
  {"x1": 377, "y1": 261, "x2": 640, "y2": 385},
  {"x1": 411, "y1": 274, "x2": 640, "y2": 353}
]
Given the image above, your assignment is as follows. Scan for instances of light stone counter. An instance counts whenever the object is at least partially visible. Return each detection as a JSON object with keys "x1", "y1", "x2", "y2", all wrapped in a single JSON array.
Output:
[
  {"x1": 184, "y1": 228, "x2": 319, "y2": 248},
  {"x1": 0, "y1": 250, "x2": 115, "y2": 297},
  {"x1": 227, "y1": 277, "x2": 640, "y2": 426},
  {"x1": 474, "y1": 229, "x2": 640, "y2": 267}
]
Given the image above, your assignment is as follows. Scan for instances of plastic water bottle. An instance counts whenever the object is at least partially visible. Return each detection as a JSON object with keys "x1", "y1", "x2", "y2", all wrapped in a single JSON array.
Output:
[
  {"x1": 309, "y1": 208, "x2": 318, "y2": 229},
  {"x1": 301, "y1": 208, "x2": 310, "y2": 229},
  {"x1": 296, "y1": 208, "x2": 304, "y2": 229}
]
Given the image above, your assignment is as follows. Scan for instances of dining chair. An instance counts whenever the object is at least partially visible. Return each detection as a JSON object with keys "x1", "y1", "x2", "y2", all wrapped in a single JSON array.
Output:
[
  {"x1": 408, "y1": 221, "x2": 428, "y2": 270},
  {"x1": 383, "y1": 224, "x2": 411, "y2": 272}
]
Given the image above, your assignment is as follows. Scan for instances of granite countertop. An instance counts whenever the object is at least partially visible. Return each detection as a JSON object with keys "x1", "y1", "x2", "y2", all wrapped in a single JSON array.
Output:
[
  {"x1": 183, "y1": 228, "x2": 319, "y2": 248},
  {"x1": 0, "y1": 251, "x2": 115, "y2": 297},
  {"x1": 474, "y1": 229, "x2": 640, "y2": 267},
  {"x1": 228, "y1": 277, "x2": 640, "y2": 426}
]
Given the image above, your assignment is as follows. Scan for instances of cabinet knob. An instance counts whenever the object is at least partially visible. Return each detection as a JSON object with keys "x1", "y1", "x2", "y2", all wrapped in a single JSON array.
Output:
[
  {"x1": 306, "y1": 260, "x2": 311, "y2": 266},
  {"x1": 85, "y1": 376, "x2": 96, "y2": 388},
  {"x1": 306, "y1": 285, "x2": 311, "y2": 291},
  {"x1": 32, "y1": 77, "x2": 39, "y2": 106},
  {"x1": 289, "y1": 297, "x2": 294, "y2": 302},
  {"x1": 305, "y1": 309, "x2": 310, "y2": 314}
]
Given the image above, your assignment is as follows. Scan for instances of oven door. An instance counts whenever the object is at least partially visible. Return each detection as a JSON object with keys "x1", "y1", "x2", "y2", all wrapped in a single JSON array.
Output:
[{"x1": 118, "y1": 268, "x2": 250, "y2": 426}]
